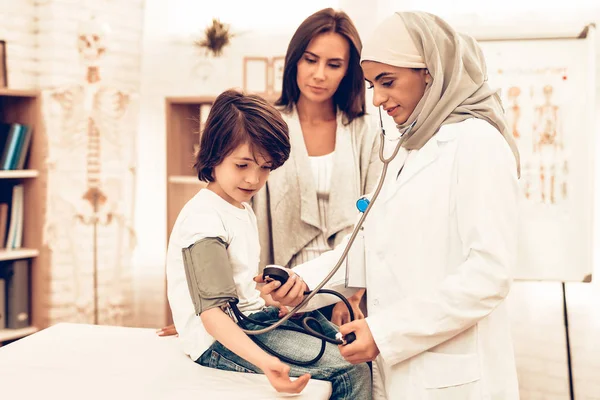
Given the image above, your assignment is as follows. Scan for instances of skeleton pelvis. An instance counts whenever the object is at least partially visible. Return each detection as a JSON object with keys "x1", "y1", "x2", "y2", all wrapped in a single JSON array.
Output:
[
  {"x1": 82, "y1": 187, "x2": 108, "y2": 206},
  {"x1": 77, "y1": 187, "x2": 112, "y2": 225}
]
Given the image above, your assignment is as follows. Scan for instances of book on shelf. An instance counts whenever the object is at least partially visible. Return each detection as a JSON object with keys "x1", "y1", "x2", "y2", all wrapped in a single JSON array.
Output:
[
  {"x1": 0, "y1": 278, "x2": 5, "y2": 329},
  {"x1": 0, "y1": 203, "x2": 7, "y2": 249},
  {"x1": 4, "y1": 184, "x2": 23, "y2": 249},
  {"x1": 0, "y1": 259, "x2": 30, "y2": 329},
  {"x1": 0, "y1": 123, "x2": 33, "y2": 170}
]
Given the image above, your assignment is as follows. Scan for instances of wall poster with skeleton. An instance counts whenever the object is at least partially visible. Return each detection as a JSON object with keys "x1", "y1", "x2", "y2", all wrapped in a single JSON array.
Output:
[
  {"x1": 42, "y1": 19, "x2": 137, "y2": 326},
  {"x1": 480, "y1": 29, "x2": 596, "y2": 282}
]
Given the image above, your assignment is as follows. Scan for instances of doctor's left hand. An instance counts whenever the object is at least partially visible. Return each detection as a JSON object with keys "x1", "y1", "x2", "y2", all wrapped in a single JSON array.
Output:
[{"x1": 338, "y1": 319, "x2": 380, "y2": 364}]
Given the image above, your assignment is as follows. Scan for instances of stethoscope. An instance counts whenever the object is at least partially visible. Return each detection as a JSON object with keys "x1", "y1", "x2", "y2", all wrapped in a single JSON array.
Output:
[{"x1": 227, "y1": 108, "x2": 416, "y2": 366}]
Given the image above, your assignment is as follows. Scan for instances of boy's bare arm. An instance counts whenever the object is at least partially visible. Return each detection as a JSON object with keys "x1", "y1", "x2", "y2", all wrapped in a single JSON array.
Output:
[
  {"x1": 200, "y1": 307, "x2": 310, "y2": 393},
  {"x1": 201, "y1": 307, "x2": 272, "y2": 367},
  {"x1": 156, "y1": 285, "x2": 286, "y2": 337}
]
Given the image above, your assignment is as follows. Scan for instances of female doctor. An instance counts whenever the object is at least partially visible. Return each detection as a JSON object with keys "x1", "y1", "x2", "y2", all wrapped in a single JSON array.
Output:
[{"x1": 261, "y1": 11, "x2": 522, "y2": 400}]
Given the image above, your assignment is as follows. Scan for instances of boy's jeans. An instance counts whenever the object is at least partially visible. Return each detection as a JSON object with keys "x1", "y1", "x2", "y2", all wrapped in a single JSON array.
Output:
[{"x1": 196, "y1": 306, "x2": 372, "y2": 400}]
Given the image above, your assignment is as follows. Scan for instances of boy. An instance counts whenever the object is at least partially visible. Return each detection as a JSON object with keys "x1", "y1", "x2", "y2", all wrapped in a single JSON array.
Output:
[{"x1": 166, "y1": 89, "x2": 371, "y2": 398}]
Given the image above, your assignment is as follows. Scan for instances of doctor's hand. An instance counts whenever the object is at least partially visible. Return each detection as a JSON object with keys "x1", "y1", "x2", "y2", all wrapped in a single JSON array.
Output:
[
  {"x1": 338, "y1": 319, "x2": 380, "y2": 364},
  {"x1": 254, "y1": 272, "x2": 308, "y2": 307}
]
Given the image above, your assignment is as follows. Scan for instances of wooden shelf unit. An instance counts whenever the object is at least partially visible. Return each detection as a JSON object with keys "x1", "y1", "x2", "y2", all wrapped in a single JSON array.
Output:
[
  {"x1": 165, "y1": 96, "x2": 215, "y2": 238},
  {"x1": 0, "y1": 326, "x2": 38, "y2": 343},
  {"x1": 0, "y1": 170, "x2": 39, "y2": 179},
  {"x1": 0, "y1": 248, "x2": 39, "y2": 262},
  {"x1": 0, "y1": 89, "x2": 48, "y2": 341}
]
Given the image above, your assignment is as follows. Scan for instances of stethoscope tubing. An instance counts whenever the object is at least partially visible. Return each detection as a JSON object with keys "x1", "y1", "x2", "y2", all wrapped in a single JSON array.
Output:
[{"x1": 238, "y1": 108, "x2": 415, "y2": 337}]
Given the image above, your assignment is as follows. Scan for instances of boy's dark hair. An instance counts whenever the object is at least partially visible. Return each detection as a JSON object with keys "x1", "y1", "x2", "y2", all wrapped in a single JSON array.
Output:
[
  {"x1": 275, "y1": 8, "x2": 366, "y2": 125},
  {"x1": 195, "y1": 89, "x2": 290, "y2": 182}
]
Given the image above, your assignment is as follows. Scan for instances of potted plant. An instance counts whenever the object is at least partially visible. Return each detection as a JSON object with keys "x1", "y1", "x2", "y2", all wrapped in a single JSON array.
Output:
[{"x1": 194, "y1": 18, "x2": 235, "y2": 57}]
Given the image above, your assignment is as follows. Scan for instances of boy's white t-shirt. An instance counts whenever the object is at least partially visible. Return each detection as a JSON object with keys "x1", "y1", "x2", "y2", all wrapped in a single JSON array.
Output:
[{"x1": 166, "y1": 188, "x2": 266, "y2": 361}]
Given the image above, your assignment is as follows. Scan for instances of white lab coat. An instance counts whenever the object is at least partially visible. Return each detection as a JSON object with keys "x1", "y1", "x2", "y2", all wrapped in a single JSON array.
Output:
[{"x1": 294, "y1": 119, "x2": 520, "y2": 399}]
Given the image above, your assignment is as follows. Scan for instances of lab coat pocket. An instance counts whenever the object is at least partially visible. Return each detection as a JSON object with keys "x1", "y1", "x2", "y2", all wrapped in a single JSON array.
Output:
[{"x1": 421, "y1": 351, "x2": 481, "y2": 389}]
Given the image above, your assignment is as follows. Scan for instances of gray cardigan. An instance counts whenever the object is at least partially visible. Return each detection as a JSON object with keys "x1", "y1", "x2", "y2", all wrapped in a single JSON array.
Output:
[{"x1": 252, "y1": 106, "x2": 382, "y2": 270}]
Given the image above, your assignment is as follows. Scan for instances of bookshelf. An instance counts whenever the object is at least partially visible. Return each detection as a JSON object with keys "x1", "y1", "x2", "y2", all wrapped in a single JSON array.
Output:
[
  {"x1": 0, "y1": 326, "x2": 38, "y2": 342},
  {"x1": 164, "y1": 96, "x2": 214, "y2": 324},
  {"x1": 0, "y1": 170, "x2": 38, "y2": 179},
  {"x1": 0, "y1": 249, "x2": 39, "y2": 262},
  {"x1": 0, "y1": 89, "x2": 47, "y2": 343}
]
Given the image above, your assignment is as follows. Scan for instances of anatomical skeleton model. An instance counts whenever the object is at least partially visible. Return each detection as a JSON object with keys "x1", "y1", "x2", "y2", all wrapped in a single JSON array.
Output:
[
  {"x1": 532, "y1": 84, "x2": 567, "y2": 205},
  {"x1": 505, "y1": 86, "x2": 534, "y2": 200},
  {"x1": 506, "y1": 86, "x2": 522, "y2": 140},
  {"x1": 44, "y1": 19, "x2": 136, "y2": 325}
]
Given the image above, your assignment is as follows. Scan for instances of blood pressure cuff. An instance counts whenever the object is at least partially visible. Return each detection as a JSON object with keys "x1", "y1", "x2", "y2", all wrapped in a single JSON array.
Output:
[{"x1": 182, "y1": 237, "x2": 238, "y2": 315}]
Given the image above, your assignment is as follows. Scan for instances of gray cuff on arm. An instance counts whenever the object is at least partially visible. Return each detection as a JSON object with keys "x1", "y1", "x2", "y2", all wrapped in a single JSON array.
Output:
[{"x1": 182, "y1": 237, "x2": 238, "y2": 315}]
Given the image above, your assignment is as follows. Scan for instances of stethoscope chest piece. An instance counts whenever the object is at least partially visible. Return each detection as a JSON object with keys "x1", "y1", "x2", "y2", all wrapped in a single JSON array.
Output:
[{"x1": 356, "y1": 197, "x2": 370, "y2": 213}]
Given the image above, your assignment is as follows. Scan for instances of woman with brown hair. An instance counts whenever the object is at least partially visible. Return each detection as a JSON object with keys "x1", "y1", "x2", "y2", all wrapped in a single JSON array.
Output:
[{"x1": 253, "y1": 8, "x2": 381, "y2": 324}]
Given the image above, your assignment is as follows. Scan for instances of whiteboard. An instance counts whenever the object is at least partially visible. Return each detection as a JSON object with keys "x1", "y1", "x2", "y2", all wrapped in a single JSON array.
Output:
[{"x1": 480, "y1": 28, "x2": 596, "y2": 282}]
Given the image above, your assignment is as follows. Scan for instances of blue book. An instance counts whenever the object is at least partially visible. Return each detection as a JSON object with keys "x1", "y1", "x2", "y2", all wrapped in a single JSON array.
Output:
[
  {"x1": 13, "y1": 124, "x2": 32, "y2": 170},
  {"x1": 0, "y1": 123, "x2": 11, "y2": 160},
  {"x1": 0, "y1": 124, "x2": 19, "y2": 170},
  {"x1": 1, "y1": 124, "x2": 22, "y2": 170}
]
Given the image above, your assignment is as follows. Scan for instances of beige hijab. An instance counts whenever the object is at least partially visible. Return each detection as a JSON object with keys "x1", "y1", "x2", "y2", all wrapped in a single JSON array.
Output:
[{"x1": 361, "y1": 11, "x2": 520, "y2": 175}]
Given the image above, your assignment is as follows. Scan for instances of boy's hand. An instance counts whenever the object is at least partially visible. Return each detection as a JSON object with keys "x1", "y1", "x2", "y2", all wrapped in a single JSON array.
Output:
[
  {"x1": 259, "y1": 356, "x2": 311, "y2": 394},
  {"x1": 254, "y1": 272, "x2": 308, "y2": 307},
  {"x1": 156, "y1": 324, "x2": 178, "y2": 337}
]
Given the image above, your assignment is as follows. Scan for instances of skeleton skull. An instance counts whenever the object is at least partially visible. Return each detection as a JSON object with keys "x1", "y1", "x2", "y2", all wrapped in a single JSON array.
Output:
[{"x1": 77, "y1": 17, "x2": 110, "y2": 65}]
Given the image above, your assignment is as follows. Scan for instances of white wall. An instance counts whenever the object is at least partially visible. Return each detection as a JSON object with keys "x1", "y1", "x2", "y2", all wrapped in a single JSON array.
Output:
[
  {"x1": 0, "y1": 1, "x2": 38, "y2": 88},
  {"x1": 35, "y1": 0, "x2": 144, "y2": 91}
]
